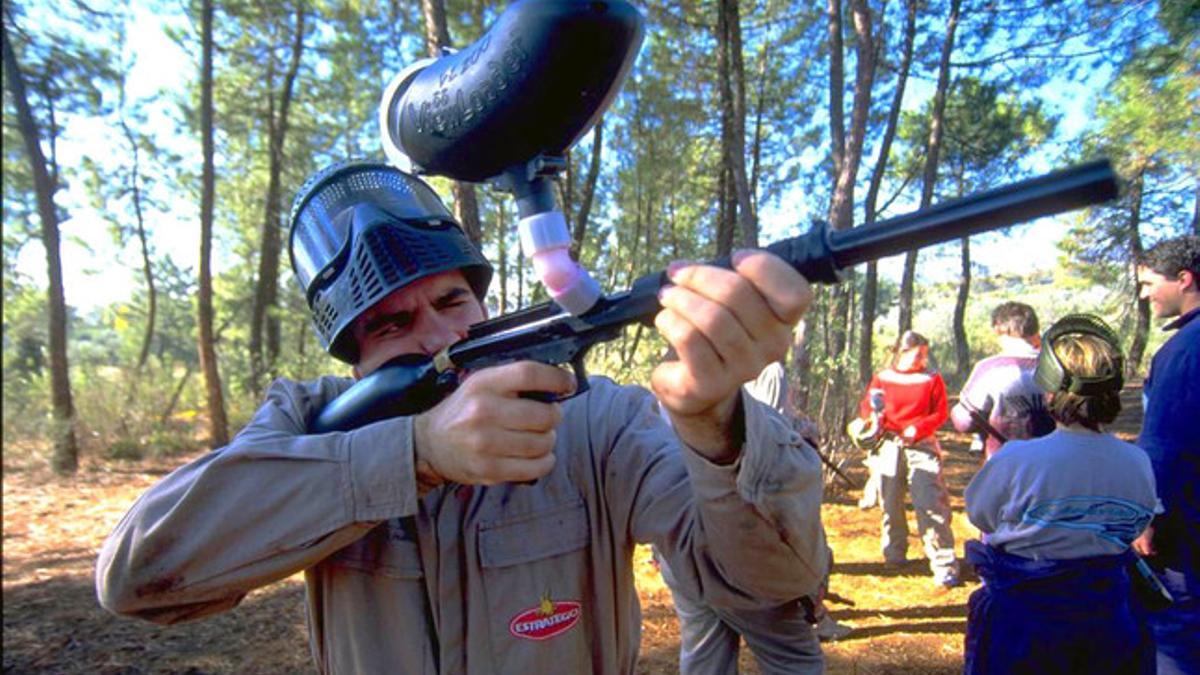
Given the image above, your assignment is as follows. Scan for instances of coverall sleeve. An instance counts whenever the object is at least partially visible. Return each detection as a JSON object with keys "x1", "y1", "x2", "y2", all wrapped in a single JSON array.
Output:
[
  {"x1": 593, "y1": 381, "x2": 828, "y2": 611},
  {"x1": 95, "y1": 377, "x2": 423, "y2": 625}
]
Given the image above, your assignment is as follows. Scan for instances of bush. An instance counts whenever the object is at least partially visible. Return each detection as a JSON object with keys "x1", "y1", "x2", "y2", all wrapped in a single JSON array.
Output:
[
  {"x1": 104, "y1": 439, "x2": 144, "y2": 461},
  {"x1": 144, "y1": 429, "x2": 199, "y2": 458}
]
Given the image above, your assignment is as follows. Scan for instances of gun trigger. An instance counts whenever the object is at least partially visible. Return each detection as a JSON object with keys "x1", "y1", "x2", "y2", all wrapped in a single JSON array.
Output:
[
  {"x1": 435, "y1": 370, "x2": 460, "y2": 395},
  {"x1": 569, "y1": 353, "x2": 590, "y2": 398},
  {"x1": 519, "y1": 390, "x2": 560, "y2": 403}
]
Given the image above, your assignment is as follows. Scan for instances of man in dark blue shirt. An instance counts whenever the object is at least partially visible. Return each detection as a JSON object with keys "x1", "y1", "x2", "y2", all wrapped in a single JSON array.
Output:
[{"x1": 1134, "y1": 235, "x2": 1200, "y2": 675}]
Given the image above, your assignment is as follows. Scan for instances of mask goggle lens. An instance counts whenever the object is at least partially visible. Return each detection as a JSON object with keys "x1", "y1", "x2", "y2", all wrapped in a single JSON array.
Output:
[{"x1": 289, "y1": 166, "x2": 456, "y2": 297}]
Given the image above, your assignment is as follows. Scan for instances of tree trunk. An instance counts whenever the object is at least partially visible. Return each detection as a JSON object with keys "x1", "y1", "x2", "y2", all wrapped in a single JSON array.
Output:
[
  {"x1": 2, "y1": 21, "x2": 79, "y2": 474},
  {"x1": 1126, "y1": 169, "x2": 1151, "y2": 379},
  {"x1": 828, "y1": 0, "x2": 876, "y2": 235},
  {"x1": 717, "y1": 0, "x2": 757, "y2": 249},
  {"x1": 748, "y1": 44, "x2": 769, "y2": 212},
  {"x1": 570, "y1": 117, "x2": 604, "y2": 260},
  {"x1": 159, "y1": 364, "x2": 195, "y2": 426},
  {"x1": 828, "y1": 0, "x2": 876, "y2": 361},
  {"x1": 250, "y1": 0, "x2": 305, "y2": 395},
  {"x1": 858, "y1": 0, "x2": 916, "y2": 386},
  {"x1": 716, "y1": 165, "x2": 735, "y2": 258},
  {"x1": 421, "y1": 0, "x2": 483, "y2": 246},
  {"x1": 496, "y1": 200, "x2": 508, "y2": 313},
  {"x1": 900, "y1": 0, "x2": 960, "y2": 335},
  {"x1": 197, "y1": 0, "x2": 230, "y2": 448},
  {"x1": 715, "y1": 0, "x2": 735, "y2": 251},
  {"x1": 120, "y1": 114, "x2": 158, "y2": 372},
  {"x1": 858, "y1": 262, "x2": 878, "y2": 382},
  {"x1": 1192, "y1": 175, "x2": 1199, "y2": 234},
  {"x1": 517, "y1": 236, "x2": 525, "y2": 309},
  {"x1": 792, "y1": 320, "x2": 812, "y2": 411},
  {"x1": 452, "y1": 184, "x2": 484, "y2": 247},
  {"x1": 118, "y1": 107, "x2": 157, "y2": 422},
  {"x1": 826, "y1": 0, "x2": 844, "y2": 180},
  {"x1": 953, "y1": 237, "x2": 971, "y2": 380}
]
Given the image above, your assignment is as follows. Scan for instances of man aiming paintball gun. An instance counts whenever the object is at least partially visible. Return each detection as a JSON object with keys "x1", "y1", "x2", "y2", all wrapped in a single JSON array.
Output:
[
  {"x1": 97, "y1": 4, "x2": 828, "y2": 673},
  {"x1": 94, "y1": 1, "x2": 1120, "y2": 673}
]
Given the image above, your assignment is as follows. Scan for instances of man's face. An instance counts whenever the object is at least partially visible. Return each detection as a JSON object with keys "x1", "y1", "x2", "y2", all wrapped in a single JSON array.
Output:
[
  {"x1": 351, "y1": 270, "x2": 486, "y2": 377},
  {"x1": 1136, "y1": 266, "x2": 1187, "y2": 319}
]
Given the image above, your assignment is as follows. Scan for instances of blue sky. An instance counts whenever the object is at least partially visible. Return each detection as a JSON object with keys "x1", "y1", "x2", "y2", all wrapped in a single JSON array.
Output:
[{"x1": 15, "y1": 6, "x2": 1116, "y2": 312}]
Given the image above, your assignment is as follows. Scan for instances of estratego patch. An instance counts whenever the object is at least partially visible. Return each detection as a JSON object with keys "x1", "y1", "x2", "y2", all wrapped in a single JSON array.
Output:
[{"x1": 508, "y1": 596, "x2": 582, "y2": 641}]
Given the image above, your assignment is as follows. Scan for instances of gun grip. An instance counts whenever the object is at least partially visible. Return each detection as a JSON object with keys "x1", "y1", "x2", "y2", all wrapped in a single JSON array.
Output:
[{"x1": 517, "y1": 355, "x2": 592, "y2": 404}]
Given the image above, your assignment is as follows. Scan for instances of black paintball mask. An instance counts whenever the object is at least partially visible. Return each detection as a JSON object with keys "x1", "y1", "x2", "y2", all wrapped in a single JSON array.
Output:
[
  {"x1": 288, "y1": 161, "x2": 493, "y2": 364},
  {"x1": 1033, "y1": 314, "x2": 1125, "y2": 395}
]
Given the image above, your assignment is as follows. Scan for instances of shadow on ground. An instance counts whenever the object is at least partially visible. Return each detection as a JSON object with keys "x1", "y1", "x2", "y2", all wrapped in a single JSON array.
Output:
[{"x1": 2, "y1": 574, "x2": 313, "y2": 675}]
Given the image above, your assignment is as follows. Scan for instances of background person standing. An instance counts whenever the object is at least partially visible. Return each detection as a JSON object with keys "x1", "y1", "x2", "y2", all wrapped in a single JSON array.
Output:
[
  {"x1": 950, "y1": 301, "x2": 1054, "y2": 461},
  {"x1": 1133, "y1": 235, "x2": 1200, "y2": 675},
  {"x1": 857, "y1": 331, "x2": 960, "y2": 588}
]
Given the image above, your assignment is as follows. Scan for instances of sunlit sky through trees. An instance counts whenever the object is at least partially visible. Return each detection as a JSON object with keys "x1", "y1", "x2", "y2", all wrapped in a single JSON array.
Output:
[{"x1": 14, "y1": 3, "x2": 1124, "y2": 313}]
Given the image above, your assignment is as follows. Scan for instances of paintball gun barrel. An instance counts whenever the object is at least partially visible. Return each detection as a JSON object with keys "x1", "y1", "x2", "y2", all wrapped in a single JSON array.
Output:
[{"x1": 312, "y1": 159, "x2": 1119, "y2": 433}]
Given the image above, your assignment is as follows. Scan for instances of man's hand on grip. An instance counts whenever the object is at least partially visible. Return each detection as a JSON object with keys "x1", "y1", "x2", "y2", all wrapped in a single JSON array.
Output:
[{"x1": 413, "y1": 361, "x2": 575, "y2": 486}]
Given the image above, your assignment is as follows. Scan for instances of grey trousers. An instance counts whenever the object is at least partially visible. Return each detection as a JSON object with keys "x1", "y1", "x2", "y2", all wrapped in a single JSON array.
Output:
[
  {"x1": 668, "y1": 581, "x2": 825, "y2": 675},
  {"x1": 877, "y1": 437, "x2": 959, "y2": 581},
  {"x1": 654, "y1": 548, "x2": 825, "y2": 675}
]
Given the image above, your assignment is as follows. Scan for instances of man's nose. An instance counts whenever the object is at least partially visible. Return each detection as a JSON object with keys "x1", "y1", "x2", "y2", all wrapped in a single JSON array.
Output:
[{"x1": 416, "y1": 312, "x2": 466, "y2": 355}]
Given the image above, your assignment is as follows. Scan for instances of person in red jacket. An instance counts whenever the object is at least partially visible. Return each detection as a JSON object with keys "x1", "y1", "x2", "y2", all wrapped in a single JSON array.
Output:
[{"x1": 857, "y1": 330, "x2": 961, "y2": 587}]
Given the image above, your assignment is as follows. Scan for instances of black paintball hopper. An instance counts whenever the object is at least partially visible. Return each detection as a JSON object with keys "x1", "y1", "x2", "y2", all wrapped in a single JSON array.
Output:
[{"x1": 380, "y1": 0, "x2": 645, "y2": 182}]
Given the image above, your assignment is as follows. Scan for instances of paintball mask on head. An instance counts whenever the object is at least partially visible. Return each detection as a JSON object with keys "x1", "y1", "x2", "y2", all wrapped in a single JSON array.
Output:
[
  {"x1": 1033, "y1": 314, "x2": 1124, "y2": 395},
  {"x1": 288, "y1": 161, "x2": 493, "y2": 364}
]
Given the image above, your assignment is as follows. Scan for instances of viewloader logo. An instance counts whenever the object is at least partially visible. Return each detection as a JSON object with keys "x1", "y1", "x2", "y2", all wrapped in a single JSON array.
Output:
[{"x1": 508, "y1": 598, "x2": 582, "y2": 641}]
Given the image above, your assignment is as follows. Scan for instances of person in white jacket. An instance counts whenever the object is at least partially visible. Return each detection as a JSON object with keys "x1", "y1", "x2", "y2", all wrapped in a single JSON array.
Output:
[{"x1": 95, "y1": 161, "x2": 829, "y2": 674}]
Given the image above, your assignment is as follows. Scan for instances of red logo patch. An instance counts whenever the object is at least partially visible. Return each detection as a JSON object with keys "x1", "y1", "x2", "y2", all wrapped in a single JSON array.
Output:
[{"x1": 508, "y1": 599, "x2": 582, "y2": 641}]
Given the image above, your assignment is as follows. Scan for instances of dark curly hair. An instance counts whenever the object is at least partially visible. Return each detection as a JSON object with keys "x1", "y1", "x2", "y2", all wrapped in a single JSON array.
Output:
[{"x1": 1137, "y1": 235, "x2": 1200, "y2": 279}]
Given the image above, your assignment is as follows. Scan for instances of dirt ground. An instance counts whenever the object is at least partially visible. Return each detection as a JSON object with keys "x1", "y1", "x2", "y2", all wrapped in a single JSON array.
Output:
[{"x1": 2, "y1": 386, "x2": 1145, "y2": 674}]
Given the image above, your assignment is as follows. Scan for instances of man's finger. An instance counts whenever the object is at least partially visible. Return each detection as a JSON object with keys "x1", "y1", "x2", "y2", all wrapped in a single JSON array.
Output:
[
  {"x1": 658, "y1": 284, "x2": 756, "y2": 368},
  {"x1": 481, "y1": 428, "x2": 559, "y2": 460},
  {"x1": 730, "y1": 250, "x2": 812, "y2": 324},
  {"x1": 666, "y1": 263, "x2": 772, "y2": 332},
  {"x1": 472, "y1": 361, "x2": 577, "y2": 398},
  {"x1": 492, "y1": 399, "x2": 564, "y2": 434},
  {"x1": 487, "y1": 453, "x2": 558, "y2": 484}
]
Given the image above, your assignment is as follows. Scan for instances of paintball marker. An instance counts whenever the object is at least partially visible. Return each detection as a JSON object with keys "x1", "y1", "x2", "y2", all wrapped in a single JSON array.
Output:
[{"x1": 313, "y1": 159, "x2": 1120, "y2": 432}]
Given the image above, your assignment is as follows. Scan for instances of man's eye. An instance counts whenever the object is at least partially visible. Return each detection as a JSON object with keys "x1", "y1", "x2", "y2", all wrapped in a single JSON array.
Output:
[{"x1": 377, "y1": 320, "x2": 410, "y2": 336}]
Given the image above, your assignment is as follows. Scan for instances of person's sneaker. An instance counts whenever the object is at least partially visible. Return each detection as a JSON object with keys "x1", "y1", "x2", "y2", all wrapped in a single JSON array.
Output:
[
  {"x1": 935, "y1": 571, "x2": 962, "y2": 589},
  {"x1": 814, "y1": 614, "x2": 854, "y2": 642}
]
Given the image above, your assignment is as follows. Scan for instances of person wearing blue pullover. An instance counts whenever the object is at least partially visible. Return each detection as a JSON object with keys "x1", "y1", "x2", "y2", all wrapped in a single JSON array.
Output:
[
  {"x1": 1134, "y1": 235, "x2": 1200, "y2": 675},
  {"x1": 964, "y1": 315, "x2": 1158, "y2": 675}
]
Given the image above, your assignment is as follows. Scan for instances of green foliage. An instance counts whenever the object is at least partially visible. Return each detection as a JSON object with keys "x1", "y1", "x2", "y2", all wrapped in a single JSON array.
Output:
[
  {"x1": 2, "y1": 0, "x2": 1196, "y2": 465},
  {"x1": 895, "y1": 76, "x2": 1056, "y2": 193},
  {"x1": 104, "y1": 439, "x2": 144, "y2": 461}
]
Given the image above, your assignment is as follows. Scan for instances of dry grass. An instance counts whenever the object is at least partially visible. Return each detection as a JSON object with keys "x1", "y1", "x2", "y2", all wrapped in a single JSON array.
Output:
[{"x1": 3, "y1": 386, "x2": 1144, "y2": 674}]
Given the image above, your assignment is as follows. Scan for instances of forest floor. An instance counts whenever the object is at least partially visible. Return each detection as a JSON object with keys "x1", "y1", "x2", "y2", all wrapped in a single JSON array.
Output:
[{"x1": 3, "y1": 385, "x2": 1145, "y2": 674}]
